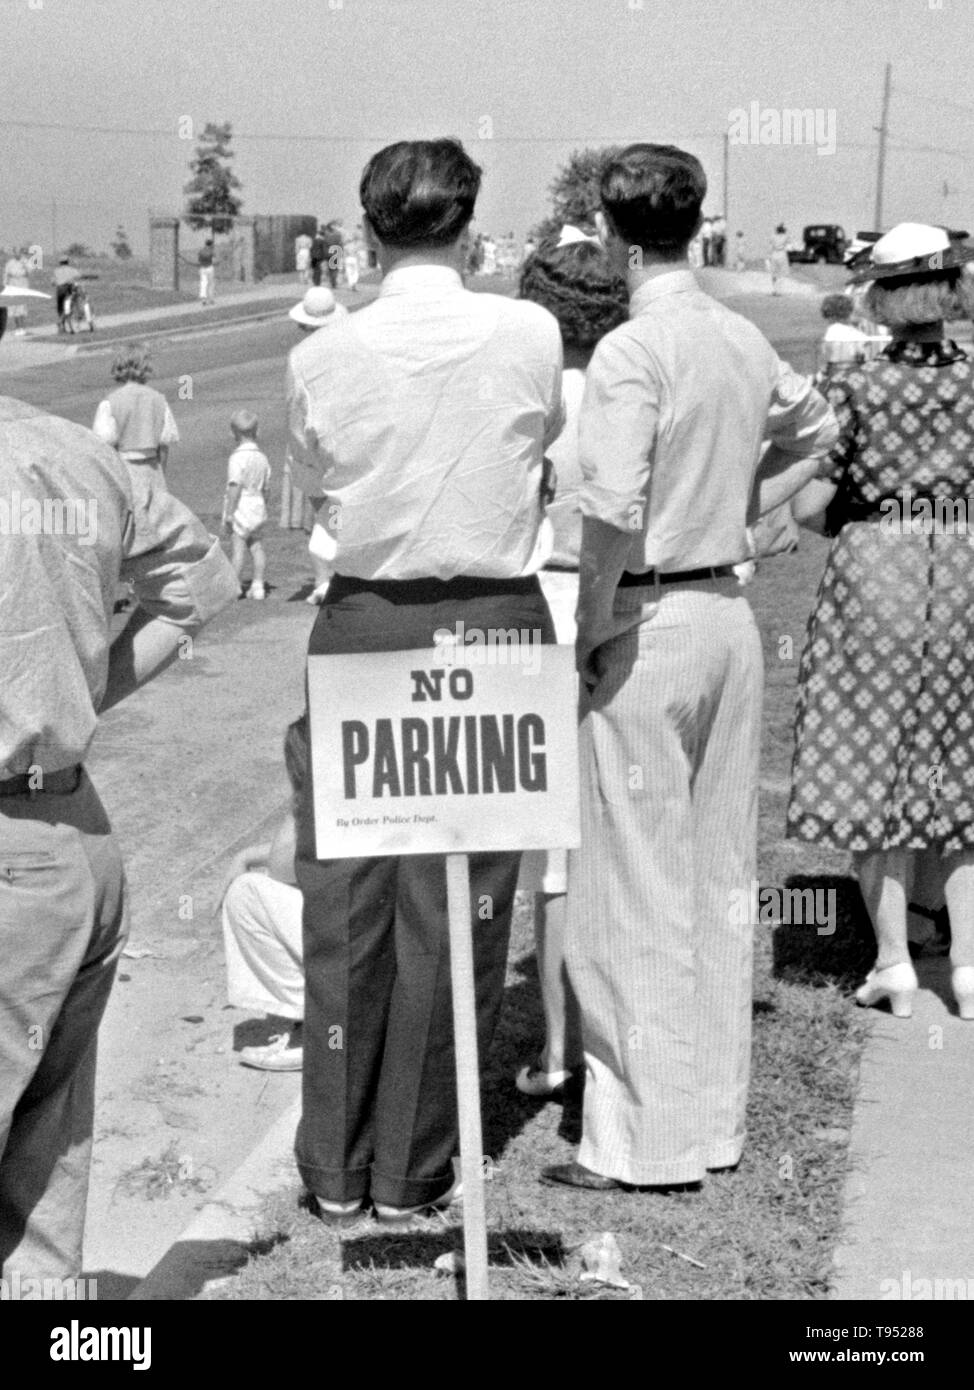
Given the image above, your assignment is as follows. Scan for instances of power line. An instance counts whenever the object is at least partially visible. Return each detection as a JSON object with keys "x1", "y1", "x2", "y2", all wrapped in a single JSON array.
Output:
[
  {"x1": 894, "y1": 85, "x2": 974, "y2": 120},
  {"x1": 888, "y1": 138, "x2": 974, "y2": 160},
  {"x1": 0, "y1": 114, "x2": 903, "y2": 155},
  {"x1": 0, "y1": 116, "x2": 720, "y2": 145}
]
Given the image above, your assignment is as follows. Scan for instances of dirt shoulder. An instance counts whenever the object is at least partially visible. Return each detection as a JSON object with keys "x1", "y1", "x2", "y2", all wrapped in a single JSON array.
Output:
[{"x1": 82, "y1": 537, "x2": 316, "y2": 1295}]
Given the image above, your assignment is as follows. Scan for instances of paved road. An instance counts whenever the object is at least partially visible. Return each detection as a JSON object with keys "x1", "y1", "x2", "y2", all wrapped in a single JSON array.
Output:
[{"x1": 2, "y1": 317, "x2": 308, "y2": 523}]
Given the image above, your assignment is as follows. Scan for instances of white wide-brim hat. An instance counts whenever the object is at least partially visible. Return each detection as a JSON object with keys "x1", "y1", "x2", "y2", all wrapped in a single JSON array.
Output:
[
  {"x1": 289, "y1": 287, "x2": 349, "y2": 327},
  {"x1": 0, "y1": 285, "x2": 52, "y2": 303},
  {"x1": 847, "y1": 222, "x2": 974, "y2": 284}
]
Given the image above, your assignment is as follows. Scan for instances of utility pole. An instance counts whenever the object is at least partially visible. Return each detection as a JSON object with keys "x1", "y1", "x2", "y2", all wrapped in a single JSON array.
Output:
[
  {"x1": 722, "y1": 131, "x2": 729, "y2": 226},
  {"x1": 873, "y1": 61, "x2": 892, "y2": 231}
]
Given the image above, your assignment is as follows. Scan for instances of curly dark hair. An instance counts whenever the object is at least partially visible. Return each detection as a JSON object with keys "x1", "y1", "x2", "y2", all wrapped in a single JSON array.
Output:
[
  {"x1": 518, "y1": 237, "x2": 629, "y2": 349},
  {"x1": 820, "y1": 294, "x2": 854, "y2": 322},
  {"x1": 110, "y1": 342, "x2": 152, "y2": 383}
]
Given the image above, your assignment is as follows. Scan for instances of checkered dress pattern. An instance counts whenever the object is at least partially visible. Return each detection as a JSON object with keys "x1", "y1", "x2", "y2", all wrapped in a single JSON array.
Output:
[{"x1": 788, "y1": 341, "x2": 974, "y2": 853}]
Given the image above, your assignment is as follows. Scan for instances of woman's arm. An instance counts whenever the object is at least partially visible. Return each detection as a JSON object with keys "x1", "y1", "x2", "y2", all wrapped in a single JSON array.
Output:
[
  {"x1": 791, "y1": 477, "x2": 838, "y2": 531},
  {"x1": 749, "y1": 446, "x2": 824, "y2": 522}
]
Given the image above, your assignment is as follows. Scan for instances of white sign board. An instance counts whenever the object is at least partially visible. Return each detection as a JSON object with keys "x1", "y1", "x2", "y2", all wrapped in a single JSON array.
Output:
[{"x1": 308, "y1": 645, "x2": 580, "y2": 858}]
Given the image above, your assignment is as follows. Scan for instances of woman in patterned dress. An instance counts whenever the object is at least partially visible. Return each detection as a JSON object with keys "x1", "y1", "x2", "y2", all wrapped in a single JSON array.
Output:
[{"x1": 788, "y1": 223, "x2": 974, "y2": 1020}]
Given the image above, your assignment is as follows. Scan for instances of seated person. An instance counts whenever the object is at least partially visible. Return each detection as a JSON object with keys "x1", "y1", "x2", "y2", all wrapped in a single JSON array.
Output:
[{"x1": 216, "y1": 716, "x2": 308, "y2": 1070}]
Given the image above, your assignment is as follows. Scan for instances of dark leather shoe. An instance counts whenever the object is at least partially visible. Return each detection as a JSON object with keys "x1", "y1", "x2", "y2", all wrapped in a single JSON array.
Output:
[{"x1": 540, "y1": 1161, "x2": 625, "y2": 1191}]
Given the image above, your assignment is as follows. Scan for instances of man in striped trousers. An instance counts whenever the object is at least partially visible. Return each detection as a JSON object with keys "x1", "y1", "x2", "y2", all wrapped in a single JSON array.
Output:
[{"x1": 542, "y1": 145, "x2": 837, "y2": 1192}]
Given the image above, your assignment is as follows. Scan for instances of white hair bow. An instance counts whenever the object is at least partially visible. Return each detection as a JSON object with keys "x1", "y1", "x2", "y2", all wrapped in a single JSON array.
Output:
[{"x1": 556, "y1": 224, "x2": 600, "y2": 249}]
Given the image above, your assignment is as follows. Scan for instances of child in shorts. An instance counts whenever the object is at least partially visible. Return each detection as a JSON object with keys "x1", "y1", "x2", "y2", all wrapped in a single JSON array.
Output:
[{"x1": 223, "y1": 409, "x2": 272, "y2": 599}]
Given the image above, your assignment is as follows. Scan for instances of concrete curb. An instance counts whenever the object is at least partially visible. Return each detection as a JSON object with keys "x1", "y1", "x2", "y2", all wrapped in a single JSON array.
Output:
[
  {"x1": 73, "y1": 306, "x2": 294, "y2": 353},
  {"x1": 0, "y1": 309, "x2": 296, "y2": 374},
  {"x1": 830, "y1": 954, "x2": 974, "y2": 1299},
  {"x1": 129, "y1": 1097, "x2": 300, "y2": 1301}
]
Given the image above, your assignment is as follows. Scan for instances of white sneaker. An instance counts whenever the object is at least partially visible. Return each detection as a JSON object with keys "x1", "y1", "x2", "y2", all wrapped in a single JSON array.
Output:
[
  {"x1": 239, "y1": 1032, "x2": 302, "y2": 1070},
  {"x1": 374, "y1": 1176, "x2": 463, "y2": 1226},
  {"x1": 249, "y1": 583, "x2": 266, "y2": 600}
]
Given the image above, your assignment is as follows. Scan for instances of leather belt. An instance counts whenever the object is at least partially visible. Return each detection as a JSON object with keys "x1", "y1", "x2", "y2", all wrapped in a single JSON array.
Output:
[
  {"x1": 618, "y1": 565, "x2": 735, "y2": 588},
  {"x1": 0, "y1": 765, "x2": 83, "y2": 797}
]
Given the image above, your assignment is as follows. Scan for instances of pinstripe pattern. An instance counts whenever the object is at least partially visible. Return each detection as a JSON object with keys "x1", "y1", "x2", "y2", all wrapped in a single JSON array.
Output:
[{"x1": 565, "y1": 574, "x2": 763, "y2": 1185}]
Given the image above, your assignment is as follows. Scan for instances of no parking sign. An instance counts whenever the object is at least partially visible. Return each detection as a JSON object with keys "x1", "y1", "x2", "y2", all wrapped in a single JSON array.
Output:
[
  {"x1": 306, "y1": 639, "x2": 580, "y2": 1299},
  {"x1": 307, "y1": 644, "x2": 580, "y2": 858}
]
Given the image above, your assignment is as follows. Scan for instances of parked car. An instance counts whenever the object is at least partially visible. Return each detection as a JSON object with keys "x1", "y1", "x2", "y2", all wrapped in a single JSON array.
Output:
[{"x1": 788, "y1": 225, "x2": 847, "y2": 265}]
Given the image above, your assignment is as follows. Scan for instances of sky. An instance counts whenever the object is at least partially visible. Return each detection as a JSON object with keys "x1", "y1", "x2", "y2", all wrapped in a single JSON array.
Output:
[{"x1": 2, "y1": 0, "x2": 973, "y2": 260}]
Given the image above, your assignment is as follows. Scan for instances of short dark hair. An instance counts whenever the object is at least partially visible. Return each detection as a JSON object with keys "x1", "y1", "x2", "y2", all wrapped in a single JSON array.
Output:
[
  {"x1": 359, "y1": 139, "x2": 482, "y2": 249},
  {"x1": 600, "y1": 144, "x2": 706, "y2": 258},
  {"x1": 519, "y1": 238, "x2": 629, "y2": 349}
]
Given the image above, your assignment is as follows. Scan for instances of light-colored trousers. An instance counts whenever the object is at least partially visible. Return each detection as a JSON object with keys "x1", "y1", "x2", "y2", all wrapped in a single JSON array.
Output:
[
  {"x1": 222, "y1": 872, "x2": 304, "y2": 1021},
  {"x1": 0, "y1": 774, "x2": 126, "y2": 1280},
  {"x1": 565, "y1": 575, "x2": 763, "y2": 1185}
]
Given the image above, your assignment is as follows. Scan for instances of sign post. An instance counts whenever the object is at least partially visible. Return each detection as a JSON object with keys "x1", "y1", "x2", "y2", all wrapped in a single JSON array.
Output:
[
  {"x1": 445, "y1": 851, "x2": 489, "y2": 1300},
  {"x1": 308, "y1": 642, "x2": 579, "y2": 1300}
]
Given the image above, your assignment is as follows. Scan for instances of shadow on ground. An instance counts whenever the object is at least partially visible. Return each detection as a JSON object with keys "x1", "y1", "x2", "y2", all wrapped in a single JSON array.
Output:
[
  {"x1": 772, "y1": 873, "x2": 873, "y2": 985},
  {"x1": 80, "y1": 1268, "x2": 142, "y2": 1301}
]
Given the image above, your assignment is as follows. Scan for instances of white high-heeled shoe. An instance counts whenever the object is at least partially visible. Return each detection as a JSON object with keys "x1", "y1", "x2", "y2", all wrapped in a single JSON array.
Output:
[
  {"x1": 952, "y1": 967, "x2": 974, "y2": 1020},
  {"x1": 855, "y1": 962, "x2": 918, "y2": 1018}
]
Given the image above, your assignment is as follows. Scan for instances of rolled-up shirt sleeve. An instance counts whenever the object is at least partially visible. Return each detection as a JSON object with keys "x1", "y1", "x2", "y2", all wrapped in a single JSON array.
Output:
[
  {"x1": 121, "y1": 490, "x2": 239, "y2": 629},
  {"x1": 578, "y1": 332, "x2": 660, "y2": 532},
  {"x1": 765, "y1": 357, "x2": 839, "y2": 457},
  {"x1": 160, "y1": 402, "x2": 180, "y2": 446},
  {"x1": 542, "y1": 332, "x2": 566, "y2": 452},
  {"x1": 92, "y1": 399, "x2": 118, "y2": 447},
  {"x1": 286, "y1": 358, "x2": 327, "y2": 499}
]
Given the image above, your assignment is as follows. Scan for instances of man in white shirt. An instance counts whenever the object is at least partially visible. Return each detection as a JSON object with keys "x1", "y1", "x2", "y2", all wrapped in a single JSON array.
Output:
[
  {"x1": 286, "y1": 138, "x2": 564, "y2": 1228},
  {"x1": 542, "y1": 144, "x2": 836, "y2": 1195}
]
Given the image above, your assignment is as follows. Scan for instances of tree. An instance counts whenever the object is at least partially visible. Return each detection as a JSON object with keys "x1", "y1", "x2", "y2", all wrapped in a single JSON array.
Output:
[
  {"x1": 183, "y1": 121, "x2": 243, "y2": 234},
  {"x1": 111, "y1": 225, "x2": 133, "y2": 260},
  {"x1": 530, "y1": 146, "x2": 623, "y2": 243},
  {"x1": 64, "y1": 241, "x2": 96, "y2": 259}
]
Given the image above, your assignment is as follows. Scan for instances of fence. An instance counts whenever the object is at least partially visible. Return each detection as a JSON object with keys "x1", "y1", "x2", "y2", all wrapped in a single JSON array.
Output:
[{"x1": 148, "y1": 213, "x2": 318, "y2": 289}]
